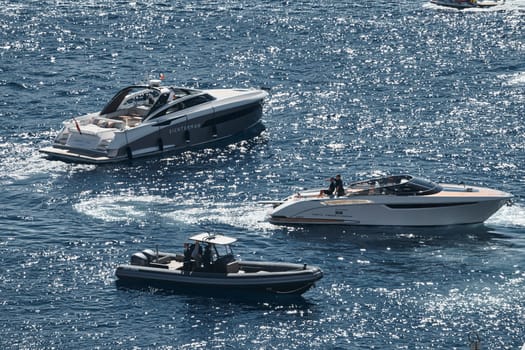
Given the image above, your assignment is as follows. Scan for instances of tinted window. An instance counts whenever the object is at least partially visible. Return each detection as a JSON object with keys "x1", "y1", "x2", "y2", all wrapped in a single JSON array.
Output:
[
  {"x1": 165, "y1": 102, "x2": 184, "y2": 115},
  {"x1": 145, "y1": 94, "x2": 214, "y2": 121},
  {"x1": 146, "y1": 101, "x2": 183, "y2": 120},
  {"x1": 184, "y1": 94, "x2": 215, "y2": 108}
]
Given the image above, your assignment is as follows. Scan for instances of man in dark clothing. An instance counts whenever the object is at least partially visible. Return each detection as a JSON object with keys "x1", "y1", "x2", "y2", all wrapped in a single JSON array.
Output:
[
  {"x1": 183, "y1": 243, "x2": 192, "y2": 271},
  {"x1": 319, "y1": 177, "x2": 336, "y2": 196},
  {"x1": 202, "y1": 244, "x2": 213, "y2": 271},
  {"x1": 334, "y1": 174, "x2": 345, "y2": 196},
  {"x1": 189, "y1": 242, "x2": 203, "y2": 270}
]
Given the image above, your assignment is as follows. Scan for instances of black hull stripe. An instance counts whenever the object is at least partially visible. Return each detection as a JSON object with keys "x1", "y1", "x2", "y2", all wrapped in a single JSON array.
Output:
[
  {"x1": 201, "y1": 103, "x2": 262, "y2": 127},
  {"x1": 385, "y1": 202, "x2": 478, "y2": 209}
]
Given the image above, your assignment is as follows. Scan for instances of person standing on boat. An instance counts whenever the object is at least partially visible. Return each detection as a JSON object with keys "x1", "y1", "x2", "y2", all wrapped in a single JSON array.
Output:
[
  {"x1": 202, "y1": 244, "x2": 213, "y2": 271},
  {"x1": 183, "y1": 243, "x2": 192, "y2": 271},
  {"x1": 334, "y1": 174, "x2": 345, "y2": 196},
  {"x1": 189, "y1": 242, "x2": 203, "y2": 270},
  {"x1": 319, "y1": 177, "x2": 336, "y2": 197}
]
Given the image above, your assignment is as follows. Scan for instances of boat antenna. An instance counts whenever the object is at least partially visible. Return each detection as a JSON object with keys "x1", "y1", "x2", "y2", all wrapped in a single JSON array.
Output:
[{"x1": 72, "y1": 118, "x2": 82, "y2": 135}]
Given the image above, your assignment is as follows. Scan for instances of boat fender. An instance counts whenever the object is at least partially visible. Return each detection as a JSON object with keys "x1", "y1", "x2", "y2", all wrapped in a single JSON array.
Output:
[
  {"x1": 126, "y1": 147, "x2": 133, "y2": 160},
  {"x1": 157, "y1": 138, "x2": 164, "y2": 151},
  {"x1": 303, "y1": 264, "x2": 307, "y2": 270},
  {"x1": 130, "y1": 252, "x2": 149, "y2": 266},
  {"x1": 142, "y1": 249, "x2": 157, "y2": 263}
]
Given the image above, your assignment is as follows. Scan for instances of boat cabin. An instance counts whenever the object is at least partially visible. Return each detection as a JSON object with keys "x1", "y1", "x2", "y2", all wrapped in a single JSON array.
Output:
[{"x1": 188, "y1": 233, "x2": 238, "y2": 271}]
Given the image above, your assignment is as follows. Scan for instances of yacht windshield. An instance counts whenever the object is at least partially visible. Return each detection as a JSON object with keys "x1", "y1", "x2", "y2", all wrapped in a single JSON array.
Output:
[
  {"x1": 394, "y1": 177, "x2": 442, "y2": 196},
  {"x1": 144, "y1": 92, "x2": 215, "y2": 121},
  {"x1": 100, "y1": 85, "x2": 199, "y2": 117},
  {"x1": 349, "y1": 175, "x2": 442, "y2": 196},
  {"x1": 100, "y1": 85, "x2": 158, "y2": 115}
]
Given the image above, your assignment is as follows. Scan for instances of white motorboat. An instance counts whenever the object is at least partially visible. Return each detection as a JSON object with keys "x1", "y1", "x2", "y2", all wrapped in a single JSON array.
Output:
[
  {"x1": 430, "y1": 0, "x2": 504, "y2": 9},
  {"x1": 266, "y1": 174, "x2": 513, "y2": 226},
  {"x1": 40, "y1": 80, "x2": 268, "y2": 164},
  {"x1": 475, "y1": 0, "x2": 505, "y2": 7},
  {"x1": 115, "y1": 233, "x2": 323, "y2": 296}
]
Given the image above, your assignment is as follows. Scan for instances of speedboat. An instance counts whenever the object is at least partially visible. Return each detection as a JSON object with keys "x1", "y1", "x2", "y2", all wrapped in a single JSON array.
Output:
[
  {"x1": 476, "y1": 0, "x2": 505, "y2": 7},
  {"x1": 265, "y1": 174, "x2": 513, "y2": 226},
  {"x1": 115, "y1": 233, "x2": 323, "y2": 296},
  {"x1": 430, "y1": 0, "x2": 478, "y2": 9},
  {"x1": 430, "y1": 0, "x2": 504, "y2": 9},
  {"x1": 40, "y1": 80, "x2": 268, "y2": 164}
]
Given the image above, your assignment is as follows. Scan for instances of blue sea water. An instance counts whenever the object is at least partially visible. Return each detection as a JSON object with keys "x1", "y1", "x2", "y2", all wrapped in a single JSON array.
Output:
[{"x1": 1, "y1": 0, "x2": 525, "y2": 348}]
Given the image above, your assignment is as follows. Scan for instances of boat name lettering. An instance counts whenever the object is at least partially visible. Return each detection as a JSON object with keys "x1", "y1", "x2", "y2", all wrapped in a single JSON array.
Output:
[{"x1": 168, "y1": 124, "x2": 200, "y2": 134}]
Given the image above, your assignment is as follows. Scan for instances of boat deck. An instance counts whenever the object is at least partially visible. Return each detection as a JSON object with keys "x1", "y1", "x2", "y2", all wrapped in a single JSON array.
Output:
[{"x1": 168, "y1": 260, "x2": 183, "y2": 270}]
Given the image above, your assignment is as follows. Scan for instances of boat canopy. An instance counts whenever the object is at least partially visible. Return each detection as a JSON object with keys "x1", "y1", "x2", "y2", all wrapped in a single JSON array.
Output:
[
  {"x1": 99, "y1": 83, "x2": 210, "y2": 118},
  {"x1": 100, "y1": 85, "x2": 155, "y2": 115},
  {"x1": 189, "y1": 233, "x2": 237, "y2": 245}
]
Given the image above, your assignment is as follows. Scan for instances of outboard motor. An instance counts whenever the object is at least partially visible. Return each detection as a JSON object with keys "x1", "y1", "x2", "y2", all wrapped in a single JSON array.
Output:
[
  {"x1": 142, "y1": 249, "x2": 157, "y2": 263},
  {"x1": 130, "y1": 252, "x2": 149, "y2": 266}
]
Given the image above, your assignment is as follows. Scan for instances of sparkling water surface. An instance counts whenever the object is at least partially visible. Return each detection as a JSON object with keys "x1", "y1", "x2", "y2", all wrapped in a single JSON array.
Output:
[{"x1": 1, "y1": 0, "x2": 524, "y2": 349}]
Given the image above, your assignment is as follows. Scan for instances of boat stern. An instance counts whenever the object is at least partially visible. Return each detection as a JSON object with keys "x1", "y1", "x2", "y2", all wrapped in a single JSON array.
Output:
[
  {"x1": 39, "y1": 145, "x2": 126, "y2": 164},
  {"x1": 40, "y1": 115, "x2": 130, "y2": 163}
]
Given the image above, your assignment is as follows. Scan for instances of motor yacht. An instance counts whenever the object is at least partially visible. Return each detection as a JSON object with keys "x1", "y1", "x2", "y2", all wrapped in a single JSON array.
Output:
[
  {"x1": 115, "y1": 233, "x2": 323, "y2": 296},
  {"x1": 476, "y1": 0, "x2": 505, "y2": 7},
  {"x1": 265, "y1": 174, "x2": 513, "y2": 226},
  {"x1": 430, "y1": 0, "x2": 504, "y2": 9},
  {"x1": 40, "y1": 80, "x2": 268, "y2": 164}
]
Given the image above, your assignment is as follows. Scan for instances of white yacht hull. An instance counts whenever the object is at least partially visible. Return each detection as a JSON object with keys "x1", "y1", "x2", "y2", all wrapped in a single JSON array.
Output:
[
  {"x1": 430, "y1": 0, "x2": 504, "y2": 8},
  {"x1": 269, "y1": 181, "x2": 512, "y2": 226}
]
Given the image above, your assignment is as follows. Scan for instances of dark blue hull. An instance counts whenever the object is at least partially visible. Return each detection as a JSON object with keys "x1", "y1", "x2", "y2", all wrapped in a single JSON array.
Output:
[{"x1": 115, "y1": 260, "x2": 323, "y2": 297}]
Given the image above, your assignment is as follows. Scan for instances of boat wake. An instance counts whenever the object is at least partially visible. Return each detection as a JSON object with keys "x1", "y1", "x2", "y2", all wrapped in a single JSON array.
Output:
[
  {"x1": 0, "y1": 136, "x2": 92, "y2": 186},
  {"x1": 72, "y1": 194, "x2": 175, "y2": 225},
  {"x1": 501, "y1": 71, "x2": 525, "y2": 87},
  {"x1": 161, "y1": 200, "x2": 275, "y2": 232},
  {"x1": 485, "y1": 202, "x2": 525, "y2": 228},
  {"x1": 504, "y1": 0, "x2": 525, "y2": 10},
  {"x1": 73, "y1": 194, "x2": 274, "y2": 231}
]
